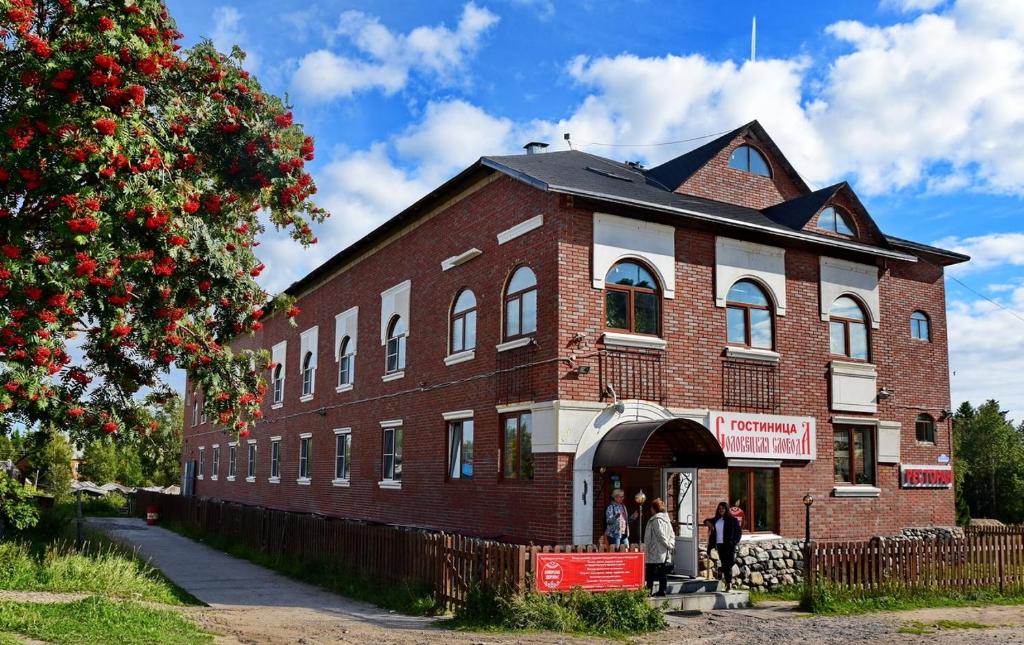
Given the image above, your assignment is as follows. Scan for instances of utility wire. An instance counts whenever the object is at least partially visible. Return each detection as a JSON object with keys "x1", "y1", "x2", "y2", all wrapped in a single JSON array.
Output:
[
  {"x1": 945, "y1": 273, "x2": 1024, "y2": 326},
  {"x1": 574, "y1": 128, "x2": 734, "y2": 149}
]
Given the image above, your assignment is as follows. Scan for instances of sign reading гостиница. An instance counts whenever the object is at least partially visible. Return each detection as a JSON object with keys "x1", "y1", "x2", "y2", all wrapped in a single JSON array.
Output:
[{"x1": 712, "y1": 411, "x2": 816, "y2": 461}]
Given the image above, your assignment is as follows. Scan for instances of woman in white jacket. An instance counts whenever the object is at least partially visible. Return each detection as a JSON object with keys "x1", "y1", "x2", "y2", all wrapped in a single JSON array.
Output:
[{"x1": 643, "y1": 498, "x2": 675, "y2": 596}]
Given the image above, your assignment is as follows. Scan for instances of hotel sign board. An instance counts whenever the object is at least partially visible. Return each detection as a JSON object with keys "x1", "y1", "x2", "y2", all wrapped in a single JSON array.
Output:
[
  {"x1": 711, "y1": 411, "x2": 816, "y2": 461},
  {"x1": 901, "y1": 464, "x2": 953, "y2": 489}
]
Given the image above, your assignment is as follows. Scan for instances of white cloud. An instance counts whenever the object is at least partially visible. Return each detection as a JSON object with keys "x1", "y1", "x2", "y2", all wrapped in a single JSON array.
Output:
[
  {"x1": 291, "y1": 3, "x2": 499, "y2": 102},
  {"x1": 504, "y1": 0, "x2": 555, "y2": 21},
  {"x1": 881, "y1": 0, "x2": 948, "y2": 12},
  {"x1": 210, "y1": 7, "x2": 259, "y2": 71},
  {"x1": 932, "y1": 233, "x2": 1024, "y2": 273}
]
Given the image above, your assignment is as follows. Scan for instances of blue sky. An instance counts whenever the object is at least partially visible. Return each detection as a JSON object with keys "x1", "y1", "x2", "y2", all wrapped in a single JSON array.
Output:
[{"x1": 165, "y1": 0, "x2": 1024, "y2": 419}]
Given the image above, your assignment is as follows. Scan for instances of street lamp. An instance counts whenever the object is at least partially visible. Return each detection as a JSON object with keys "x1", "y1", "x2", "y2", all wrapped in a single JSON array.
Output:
[
  {"x1": 802, "y1": 493, "x2": 814, "y2": 546},
  {"x1": 635, "y1": 490, "x2": 647, "y2": 542}
]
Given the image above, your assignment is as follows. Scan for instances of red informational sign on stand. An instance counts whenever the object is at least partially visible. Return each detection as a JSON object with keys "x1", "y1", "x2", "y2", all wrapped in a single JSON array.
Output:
[{"x1": 534, "y1": 552, "x2": 645, "y2": 593}]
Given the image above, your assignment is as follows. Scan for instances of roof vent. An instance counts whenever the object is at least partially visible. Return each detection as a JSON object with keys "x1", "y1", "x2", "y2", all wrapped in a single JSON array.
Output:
[{"x1": 523, "y1": 141, "x2": 549, "y2": 155}]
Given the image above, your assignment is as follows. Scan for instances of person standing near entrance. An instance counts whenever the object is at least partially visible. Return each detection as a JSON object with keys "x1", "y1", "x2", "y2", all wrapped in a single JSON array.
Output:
[
  {"x1": 706, "y1": 501, "x2": 742, "y2": 591},
  {"x1": 643, "y1": 498, "x2": 675, "y2": 597},
  {"x1": 604, "y1": 489, "x2": 632, "y2": 545}
]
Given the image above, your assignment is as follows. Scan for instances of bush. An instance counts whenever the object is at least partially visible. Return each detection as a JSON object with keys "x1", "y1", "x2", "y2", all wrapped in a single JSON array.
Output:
[
  {"x1": 81, "y1": 493, "x2": 128, "y2": 517},
  {"x1": 454, "y1": 585, "x2": 666, "y2": 636}
]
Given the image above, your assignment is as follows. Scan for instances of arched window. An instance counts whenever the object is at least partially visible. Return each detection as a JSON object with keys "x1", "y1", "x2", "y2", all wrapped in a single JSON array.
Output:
[
  {"x1": 192, "y1": 392, "x2": 199, "y2": 426},
  {"x1": 728, "y1": 145, "x2": 771, "y2": 177},
  {"x1": 338, "y1": 336, "x2": 354, "y2": 386},
  {"x1": 504, "y1": 266, "x2": 537, "y2": 340},
  {"x1": 829, "y1": 296, "x2": 869, "y2": 360},
  {"x1": 385, "y1": 315, "x2": 407, "y2": 373},
  {"x1": 910, "y1": 311, "x2": 930, "y2": 341},
  {"x1": 726, "y1": 280, "x2": 773, "y2": 349},
  {"x1": 272, "y1": 363, "x2": 284, "y2": 404},
  {"x1": 818, "y1": 206, "x2": 855, "y2": 236},
  {"x1": 605, "y1": 260, "x2": 660, "y2": 335},
  {"x1": 301, "y1": 351, "x2": 314, "y2": 396},
  {"x1": 450, "y1": 289, "x2": 477, "y2": 354},
  {"x1": 916, "y1": 413, "x2": 936, "y2": 443}
]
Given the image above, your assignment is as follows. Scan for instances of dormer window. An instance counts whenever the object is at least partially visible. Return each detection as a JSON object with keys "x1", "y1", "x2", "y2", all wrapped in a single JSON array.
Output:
[
  {"x1": 728, "y1": 145, "x2": 771, "y2": 177},
  {"x1": 818, "y1": 206, "x2": 855, "y2": 236}
]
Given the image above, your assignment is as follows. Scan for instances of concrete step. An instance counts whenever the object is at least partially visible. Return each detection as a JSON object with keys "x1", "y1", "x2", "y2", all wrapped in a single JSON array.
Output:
[
  {"x1": 663, "y1": 576, "x2": 720, "y2": 594},
  {"x1": 648, "y1": 590, "x2": 750, "y2": 612}
]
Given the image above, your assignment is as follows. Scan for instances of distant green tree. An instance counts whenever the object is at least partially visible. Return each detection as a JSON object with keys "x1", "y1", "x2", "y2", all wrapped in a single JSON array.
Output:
[
  {"x1": 78, "y1": 438, "x2": 119, "y2": 484},
  {"x1": 138, "y1": 395, "x2": 183, "y2": 487},
  {"x1": 32, "y1": 432, "x2": 73, "y2": 503},
  {"x1": 954, "y1": 400, "x2": 1024, "y2": 524},
  {"x1": 0, "y1": 432, "x2": 25, "y2": 461},
  {"x1": 0, "y1": 470, "x2": 38, "y2": 537},
  {"x1": 117, "y1": 450, "x2": 144, "y2": 487}
]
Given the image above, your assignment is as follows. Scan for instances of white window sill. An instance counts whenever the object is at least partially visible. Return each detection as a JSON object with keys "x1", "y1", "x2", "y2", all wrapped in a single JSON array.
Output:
[
  {"x1": 336, "y1": 383, "x2": 354, "y2": 393},
  {"x1": 300, "y1": 394, "x2": 314, "y2": 403},
  {"x1": 833, "y1": 485, "x2": 881, "y2": 498},
  {"x1": 296, "y1": 477, "x2": 311, "y2": 486},
  {"x1": 268, "y1": 476, "x2": 280, "y2": 484},
  {"x1": 245, "y1": 476, "x2": 255, "y2": 483},
  {"x1": 441, "y1": 247, "x2": 482, "y2": 271},
  {"x1": 197, "y1": 475, "x2": 204, "y2": 481},
  {"x1": 271, "y1": 402, "x2": 283, "y2": 410},
  {"x1": 210, "y1": 476, "x2": 218, "y2": 481},
  {"x1": 226, "y1": 476, "x2": 236, "y2": 482},
  {"x1": 444, "y1": 349, "x2": 476, "y2": 366},
  {"x1": 602, "y1": 332, "x2": 667, "y2": 351},
  {"x1": 496, "y1": 337, "x2": 534, "y2": 352},
  {"x1": 724, "y1": 346, "x2": 780, "y2": 363},
  {"x1": 332, "y1": 478, "x2": 351, "y2": 487},
  {"x1": 382, "y1": 371, "x2": 405, "y2": 382},
  {"x1": 741, "y1": 533, "x2": 783, "y2": 542},
  {"x1": 378, "y1": 480, "x2": 402, "y2": 490}
]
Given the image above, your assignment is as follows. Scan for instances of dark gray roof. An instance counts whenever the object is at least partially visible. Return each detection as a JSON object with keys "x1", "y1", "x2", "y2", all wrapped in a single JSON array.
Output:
[
  {"x1": 644, "y1": 124, "x2": 747, "y2": 191},
  {"x1": 762, "y1": 183, "x2": 844, "y2": 230},
  {"x1": 885, "y1": 235, "x2": 971, "y2": 265},
  {"x1": 481, "y1": 150, "x2": 919, "y2": 261}
]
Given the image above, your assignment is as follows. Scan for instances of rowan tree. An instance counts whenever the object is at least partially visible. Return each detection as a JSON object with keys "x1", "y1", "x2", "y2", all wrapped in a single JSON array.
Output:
[{"x1": 0, "y1": 0, "x2": 325, "y2": 441}]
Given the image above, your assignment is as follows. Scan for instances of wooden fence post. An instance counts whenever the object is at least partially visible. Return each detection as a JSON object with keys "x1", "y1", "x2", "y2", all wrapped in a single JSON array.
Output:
[{"x1": 803, "y1": 541, "x2": 816, "y2": 595}]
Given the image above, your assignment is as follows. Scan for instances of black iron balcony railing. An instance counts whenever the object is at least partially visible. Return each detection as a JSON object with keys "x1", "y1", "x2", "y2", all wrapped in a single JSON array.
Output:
[
  {"x1": 495, "y1": 341, "x2": 537, "y2": 405},
  {"x1": 722, "y1": 357, "x2": 780, "y2": 413},
  {"x1": 598, "y1": 347, "x2": 665, "y2": 405}
]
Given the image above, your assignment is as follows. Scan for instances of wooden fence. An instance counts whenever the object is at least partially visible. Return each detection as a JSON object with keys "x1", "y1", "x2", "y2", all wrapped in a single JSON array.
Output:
[
  {"x1": 134, "y1": 491, "x2": 639, "y2": 609},
  {"x1": 805, "y1": 527, "x2": 1024, "y2": 595}
]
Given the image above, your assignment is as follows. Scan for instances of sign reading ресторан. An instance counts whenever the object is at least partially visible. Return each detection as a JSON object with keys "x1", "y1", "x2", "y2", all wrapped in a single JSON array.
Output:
[
  {"x1": 711, "y1": 411, "x2": 817, "y2": 461},
  {"x1": 901, "y1": 464, "x2": 953, "y2": 489}
]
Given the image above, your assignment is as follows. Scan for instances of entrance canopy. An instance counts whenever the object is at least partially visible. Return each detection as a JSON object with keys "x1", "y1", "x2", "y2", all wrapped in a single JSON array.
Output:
[{"x1": 593, "y1": 418, "x2": 727, "y2": 469}]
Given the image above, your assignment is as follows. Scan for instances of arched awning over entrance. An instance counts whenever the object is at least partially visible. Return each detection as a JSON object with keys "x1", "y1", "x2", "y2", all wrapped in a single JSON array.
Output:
[{"x1": 592, "y1": 418, "x2": 727, "y2": 469}]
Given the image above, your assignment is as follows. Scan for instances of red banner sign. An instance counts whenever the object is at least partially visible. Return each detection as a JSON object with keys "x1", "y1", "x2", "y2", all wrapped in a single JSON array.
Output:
[
  {"x1": 901, "y1": 464, "x2": 953, "y2": 489},
  {"x1": 534, "y1": 552, "x2": 645, "y2": 593}
]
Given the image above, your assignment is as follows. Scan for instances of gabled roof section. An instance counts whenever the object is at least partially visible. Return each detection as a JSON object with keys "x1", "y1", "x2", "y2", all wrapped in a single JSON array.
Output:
[
  {"x1": 643, "y1": 120, "x2": 811, "y2": 195},
  {"x1": 761, "y1": 183, "x2": 844, "y2": 230}
]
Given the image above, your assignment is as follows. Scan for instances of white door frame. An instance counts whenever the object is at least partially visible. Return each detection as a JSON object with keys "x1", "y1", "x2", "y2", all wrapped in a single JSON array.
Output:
[{"x1": 662, "y1": 467, "x2": 699, "y2": 577}]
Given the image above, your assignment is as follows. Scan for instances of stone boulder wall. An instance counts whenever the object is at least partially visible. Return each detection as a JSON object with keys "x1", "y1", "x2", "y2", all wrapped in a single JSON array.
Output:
[
  {"x1": 697, "y1": 527, "x2": 963, "y2": 591},
  {"x1": 699, "y1": 539, "x2": 804, "y2": 591}
]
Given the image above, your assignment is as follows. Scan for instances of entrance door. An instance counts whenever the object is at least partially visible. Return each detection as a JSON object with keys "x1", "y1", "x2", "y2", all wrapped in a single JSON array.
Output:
[{"x1": 663, "y1": 468, "x2": 698, "y2": 577}]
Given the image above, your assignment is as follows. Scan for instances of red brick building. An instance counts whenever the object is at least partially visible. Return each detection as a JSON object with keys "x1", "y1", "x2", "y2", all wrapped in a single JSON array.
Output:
[{"x1": 182, "y1": 122, "x2": 967, "y2": 574}]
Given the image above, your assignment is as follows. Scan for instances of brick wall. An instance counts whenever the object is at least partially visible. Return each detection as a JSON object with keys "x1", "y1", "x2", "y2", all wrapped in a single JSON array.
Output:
[{"x1": 676, "y1": 135, "x2": 804, "y2": 209}]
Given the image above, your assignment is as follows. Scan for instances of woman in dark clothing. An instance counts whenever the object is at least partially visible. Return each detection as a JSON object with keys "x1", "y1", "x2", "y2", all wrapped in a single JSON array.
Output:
[{"x1": 706, "y1": 501, "x2": 742, "y2": 591}]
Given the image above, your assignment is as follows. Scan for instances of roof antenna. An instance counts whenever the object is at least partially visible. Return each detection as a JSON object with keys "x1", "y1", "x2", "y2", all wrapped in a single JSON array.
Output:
[
  {"x1": 750, "y1": 16, "x2": 757, "y2": 62},
  {"x1": 564, "y1": 132, "x2": 573, "y2": 150}
]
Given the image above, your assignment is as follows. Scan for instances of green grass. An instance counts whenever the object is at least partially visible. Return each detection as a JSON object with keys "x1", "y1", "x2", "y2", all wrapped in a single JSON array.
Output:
[
  {"x1": 898, "y1": 619, "x2": 992, "y2": 634},
  {"x1": 0, "y1": 596, "x2": 212, "y2": 645},
  {"x1": 447, "y1": 585, "x2": 666, "y2": 639},
  {"x1": 749, "y1": 584, "x2": 803, "y2": 605},
  {"x1": 164, "y1": 520, "x2": 440, "y2": 615},
  {"x1": 0, "y1": 632, "x2": 22, "y2": 645},
  {"x1": 0, "y1": 539, "x2": 197, "y2": 605},
  {"x1": 802, "y1": 581, "x2": 1024, "y2": 615}
]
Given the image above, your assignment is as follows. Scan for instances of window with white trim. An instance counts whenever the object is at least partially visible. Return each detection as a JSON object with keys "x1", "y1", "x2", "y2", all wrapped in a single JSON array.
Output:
[
  {"x1": 228, "y1": 445, "x2": 237, "y2": 478},
  {"x1": 272, "y1": 364, "x2": 284, "y2": 404},
  {"x1": 382, "y1": 425, "x2": 403, "y2": 482},
  {"x1": 271, "y1": 340, "x2": 287, "y2": 405},
  {"x1": 447, "y1": 419, "x2": 474, "y2": 479},
  {"x1": 450, "y1": 289, "x2": 477, "y2": 354},
  {"x1": 726, "y1": 280, "x2": 774, "y2": 349},
  {"x1": 197, "y1": 447, "x2": 205, "y2": 478},
  {"x1": 834, "y1": 425, "x2": 875, "y2": 485},
  {"x1": 385, "y1": 315, "x2": 406, "y2": 373},
  {"x1": 334, "y1": 306, "x2": 358, "y2": 387},
  {"x1": 247, "y1": 442, "x2": 256, "y2": 479},
  {"x1": 829, "y1": 296, "x2": 870, "y2": 361},
  {"x1": 299, "y1": 326, "x2": 318, "y2": 397},
  {"x1": 504, "y1": 266, "x2": 537, "y2": 340},
  {"x1": 335, "y1": 431, "x2": 351, "y2": 481},
  {"x1": 270, "y1": 439, "x2": 280, "y2": 479},
  {"x1": 298, "y1": 436, "x2": 311, "y2": 480},
  {"x1": 338, "y1": 336, "x2": 354, "y2": 386},
  {"x1": 211, "y1": 446, "x2": 220, "y2": 478},
  {"x1": 191, "y1": 392, "x2": 199, "y2": 426},
  {"x1": 301, "y1": 351, "x2": 314, "y2": 396}
]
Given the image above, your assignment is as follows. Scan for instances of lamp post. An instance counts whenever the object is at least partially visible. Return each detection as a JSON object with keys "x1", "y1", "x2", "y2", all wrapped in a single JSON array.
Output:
[
  {"x1": 802, "y1": 493, "x2": 814, "y2": 547},
  {"x1": 635, "y1": 490, "x2": 647, "y2": 543}
]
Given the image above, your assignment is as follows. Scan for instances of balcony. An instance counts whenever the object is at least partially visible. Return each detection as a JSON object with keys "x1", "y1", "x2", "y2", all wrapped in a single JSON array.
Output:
[
  {"x1": 598, "y1": 347, "x2": 665, "y2": 405},
  {"x1": 721, "y1": 357, "x2": 780, "y2": 413},
  {"x1": 496, "y1": 340, "x2": 538, "y2": 405}
]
